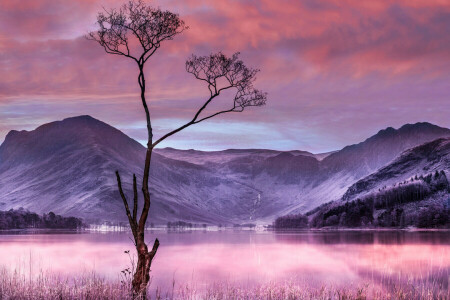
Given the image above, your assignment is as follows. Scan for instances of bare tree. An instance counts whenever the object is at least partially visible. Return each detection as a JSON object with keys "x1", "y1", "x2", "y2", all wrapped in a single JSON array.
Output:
[
  {"x1": 152, "y1": 52, "x2": 267, "y2": 147},
  {"x1": 88, "y1": 0, "x2": 266, "y2": 297}
]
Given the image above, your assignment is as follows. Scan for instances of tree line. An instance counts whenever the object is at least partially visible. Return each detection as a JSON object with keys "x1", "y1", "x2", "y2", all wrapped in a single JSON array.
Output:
[{"x1": 0, "y1": 209, "x2": 84, "y2": 230}]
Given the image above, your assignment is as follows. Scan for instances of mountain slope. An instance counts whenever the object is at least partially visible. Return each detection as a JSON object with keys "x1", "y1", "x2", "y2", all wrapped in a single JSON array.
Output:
[
  {"x1": 342, "y1": 138, "x2": 450, "y2": 202},
  {"x1": 321, "y1": 123, "x2": 450, "y2": 178},
  {"x1": 0, "y1": 116, "x2": 449, "y2": 224},
  {"x1": 0, "y1": 116, "x2": 145, "y2": 222},
  {"x1": 306, "y1": 138, "x2": 450, "y2": 229},
  {"x1": 0, "y1": 116, "x2": 273, "y2": 224}
]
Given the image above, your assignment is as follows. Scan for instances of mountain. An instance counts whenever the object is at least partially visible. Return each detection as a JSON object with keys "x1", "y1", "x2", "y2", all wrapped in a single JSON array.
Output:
[
  {"x1": 321, "y1": 122, "x2": 450, "y2": 178},
  {"x1": 280, "y1": 122, "x2": 450, "y2": 214},
  {"x1": 305, "y1": 138, "x2": 450, "y2": 229},
  {"x1": 154, "y1": 148, "x2": 319, "y2": 165},
  {"x1": 0, "y1": 116, "x2": 449, "y2": 224},
  {"x1": 0, "y1": 115, "x2": 146, "y2": 222},
  {"x1": 342, "y1": 137, "x2": 450, "y2": 202},
  {"x1": 0, "y1": 116, "x2": 257, "y2": 224}
]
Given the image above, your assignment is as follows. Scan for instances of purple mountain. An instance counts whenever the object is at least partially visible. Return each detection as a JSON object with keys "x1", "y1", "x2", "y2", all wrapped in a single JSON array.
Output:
[{"x1": 0, "y1": 116, "x2": 449, "y2": 224}]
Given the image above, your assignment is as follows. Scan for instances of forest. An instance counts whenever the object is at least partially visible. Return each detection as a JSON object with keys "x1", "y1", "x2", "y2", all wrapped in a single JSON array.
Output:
[
  {"x1": 274, "y1": 171, "x2": 450, "y2": 229},
  {"x1": 0, "y1": 209, "x2": 84, "y2": 230}
]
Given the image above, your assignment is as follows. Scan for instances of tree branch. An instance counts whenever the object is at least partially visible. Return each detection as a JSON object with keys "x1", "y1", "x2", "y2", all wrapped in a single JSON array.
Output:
[
  {"x1": 116, "y1": 171, "x2": 138, "y2": 240},
  {"x1": 132, "y1": 174, "x2": 138, "y2": 223},
  {"x1": 193, "y1": 107, "x2": 243, "y2": 124},
  {"x1": 151, "y1": 121, "x2": 194, "y2": 149},
  {"x1": 150, "y1": 53, "x2": 266, "y2": 149},
  {"x1": 86, "y1": 33, "x2": 139, "y2": 64},
  {"x1": 149, "y1": 238, "x2": 159, "y2": 260}
]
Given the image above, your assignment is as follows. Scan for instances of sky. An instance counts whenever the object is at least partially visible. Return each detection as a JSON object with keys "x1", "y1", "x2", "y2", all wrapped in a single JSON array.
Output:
[{"x1": 0, "y1": 0, "x2": 449, "y2": 153}]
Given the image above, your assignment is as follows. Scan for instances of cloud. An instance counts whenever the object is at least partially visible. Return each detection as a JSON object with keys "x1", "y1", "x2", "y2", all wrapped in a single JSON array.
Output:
[{"x1": 1, "y1": 0, "x2": 449, "y2": 151}]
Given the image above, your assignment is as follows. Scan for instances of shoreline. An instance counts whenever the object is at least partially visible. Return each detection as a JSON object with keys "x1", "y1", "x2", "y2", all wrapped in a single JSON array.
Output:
[{"x1": 1, "y1": 226, "x2": 449, "y2": 235}]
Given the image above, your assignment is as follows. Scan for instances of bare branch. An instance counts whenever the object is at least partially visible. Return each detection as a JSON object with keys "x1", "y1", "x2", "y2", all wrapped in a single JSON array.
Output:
[
  {"x1": 116, "y1": 171, "x2": 138, "y2": 240},
  {"x1": 152, "y1": 120, "x2": 194, "y2": 149},
  {"x1": 138, "y1": 149, "x2": 152, "y2": 233},
  {"x1": 151, "y1": 52, "x2": 267, "y2": 149},
  {"x1": 132, "y1": 174, "x2": 138, "y2": 223},
  {"x1": 149, "y1": 238, "x2": 160, "y2": 260},
  {"x1": 87, "y1": 0, "x2": 187, "y2": 68},
  {"x1": 193, "y1": 107, "x2": 241, "y2": 124}
]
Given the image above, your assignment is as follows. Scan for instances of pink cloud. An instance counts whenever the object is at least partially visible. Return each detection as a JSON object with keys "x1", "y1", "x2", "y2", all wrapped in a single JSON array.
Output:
[{"x1": 0, "y1": 0, "x2": 449, "y2": 151}]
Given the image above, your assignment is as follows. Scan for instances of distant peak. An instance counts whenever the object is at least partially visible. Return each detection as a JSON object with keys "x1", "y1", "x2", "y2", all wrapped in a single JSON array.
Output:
[
  {"x1": 3, "y1": 129, "x2": 29, "y2": 141},
  {"x1": 58, "y1": 115, "x2": 112, "y2": 128},
  {"x1": 374, "y1": 122, "x2": 448, "y2": 138},
  {"x1": 376, "y1": 126, "x2": 396, "y2": 136},
  {"x1": 399, "y1": 122, "x2": 436, "y2": 130},
  {"x1": 5, "y1": 129, "x2": 19, "y2": 137},
  {"x1": 3, "y1": 130, "x2": 21, "y2": 141},
  {"x1": 63, "y1": 115, "x2": 97, "y2": 122},
  {"x1": 29, "y1": 115, "x2": 117, "y2": 137}
]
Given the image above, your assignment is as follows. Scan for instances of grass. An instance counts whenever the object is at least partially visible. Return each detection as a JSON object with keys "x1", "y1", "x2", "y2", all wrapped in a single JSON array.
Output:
[{"x1": 0, "y1": 267, "x2": 448, "y2": 300}]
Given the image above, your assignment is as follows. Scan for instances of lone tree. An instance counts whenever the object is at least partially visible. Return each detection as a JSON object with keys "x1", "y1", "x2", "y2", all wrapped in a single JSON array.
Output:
[{"x1": 88, "y1": 0, "x2": 266, "y2": 297}]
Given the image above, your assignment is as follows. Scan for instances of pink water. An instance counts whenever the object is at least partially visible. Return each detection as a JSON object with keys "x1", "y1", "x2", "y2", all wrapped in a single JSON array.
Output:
[{"x1": 0, "y1": 230, "x2": 448, "y2": 292}]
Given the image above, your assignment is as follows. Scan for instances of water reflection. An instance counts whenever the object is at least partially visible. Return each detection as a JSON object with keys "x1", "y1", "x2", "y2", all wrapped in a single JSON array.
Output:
[
  {"x1": 0, "y1": 230, "x2": 448, "y2": 292},
  {"x1": 274, "y1": 230, "x2": 450, "y2": 245}
]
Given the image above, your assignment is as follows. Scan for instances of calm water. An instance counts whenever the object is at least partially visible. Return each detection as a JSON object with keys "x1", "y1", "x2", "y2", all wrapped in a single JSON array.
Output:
[{"x1": 0, "y1": 230, "x2": 448, "y2": 292}]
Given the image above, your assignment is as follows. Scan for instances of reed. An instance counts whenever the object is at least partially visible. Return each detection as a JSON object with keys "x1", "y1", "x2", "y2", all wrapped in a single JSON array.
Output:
[{"x1": 0, "y1": 267, "x2": 447, "y2": 300}]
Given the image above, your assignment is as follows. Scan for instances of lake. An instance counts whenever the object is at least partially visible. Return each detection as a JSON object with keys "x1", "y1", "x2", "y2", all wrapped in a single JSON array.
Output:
[{"x1": 0, "y1": 230, "x2": 448, "y2": 295}]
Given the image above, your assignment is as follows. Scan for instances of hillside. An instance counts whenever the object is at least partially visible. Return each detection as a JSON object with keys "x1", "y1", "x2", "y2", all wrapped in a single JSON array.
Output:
[
  {"x1": 305, "y1": 138, "x2": 450, "y2": 228},
  {"x1": 1, "y1": 116, "x2": 449, "y2": 224}
]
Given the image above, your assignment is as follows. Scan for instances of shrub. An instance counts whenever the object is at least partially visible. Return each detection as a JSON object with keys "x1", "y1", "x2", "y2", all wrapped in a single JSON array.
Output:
[{"x1": 273, "y1": 214, "x2": 308, "y2": 229}]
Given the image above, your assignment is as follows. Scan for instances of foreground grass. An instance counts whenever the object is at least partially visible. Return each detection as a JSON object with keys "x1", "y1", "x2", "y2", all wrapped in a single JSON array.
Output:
[{"x1": 0, "y1": 268, "x2": 447, "y2": 300}]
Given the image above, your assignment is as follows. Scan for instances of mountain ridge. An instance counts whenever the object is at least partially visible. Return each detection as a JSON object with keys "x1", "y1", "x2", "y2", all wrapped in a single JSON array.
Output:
[
  {"x1": 1, "y1": 115, "x2": 449, "y2": 224},
  {"x1": 305, "y1": 137, "x2": 450, "y2": 229}
]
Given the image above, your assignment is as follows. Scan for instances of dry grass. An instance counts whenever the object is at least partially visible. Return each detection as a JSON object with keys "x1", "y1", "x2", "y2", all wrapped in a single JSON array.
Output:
[
  {"x1": 0, "y1": 268, "x2": 132, "y2": 300},
  {"x1": 0, "y1": 267, "x2": 447, "y2": 300}
]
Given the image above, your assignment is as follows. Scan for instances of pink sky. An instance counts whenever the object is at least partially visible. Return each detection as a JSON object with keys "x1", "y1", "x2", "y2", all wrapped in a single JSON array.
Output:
[{"x1": 1, "y1": 0, "x2": 449, "y2": 152}]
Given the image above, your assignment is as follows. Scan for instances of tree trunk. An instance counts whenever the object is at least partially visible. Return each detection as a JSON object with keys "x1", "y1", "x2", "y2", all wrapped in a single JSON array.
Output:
[
  {"x1": 115, "y1": 157, "x2": 159, "y2": 299},
  {"x1": 126, "y1": 64, "x2": 157, "y2": 298},
  {"x1": 132, "y1": 238, "x2": 159, "y2": 297},
  {"x1": 116, "y1": 58, "x2": 163, "y2": 299}
]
